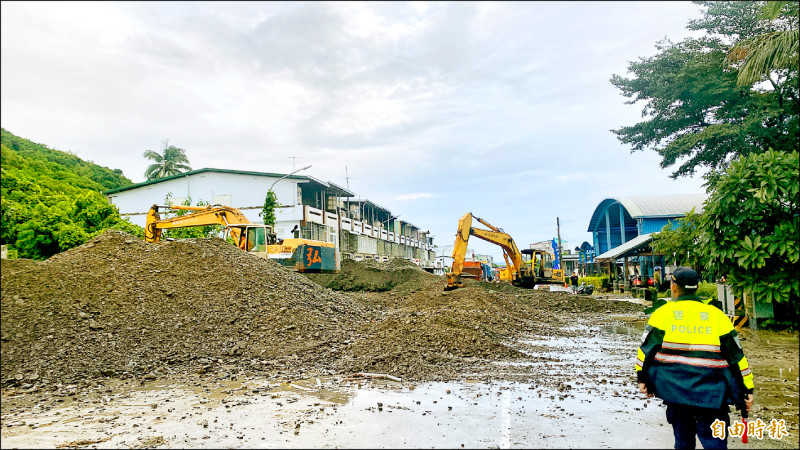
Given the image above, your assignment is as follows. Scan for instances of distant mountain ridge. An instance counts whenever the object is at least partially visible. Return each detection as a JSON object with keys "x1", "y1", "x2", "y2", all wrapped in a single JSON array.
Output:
[{"x1": 1, "y1": 128, "x2": 132, "y2": 191}]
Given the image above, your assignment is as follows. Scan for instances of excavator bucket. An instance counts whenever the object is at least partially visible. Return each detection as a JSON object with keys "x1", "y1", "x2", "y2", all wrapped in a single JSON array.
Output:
[
  {"x1": 444, "y1": 283, "x2": 464, "y2": 291},
  {"x1": 444, "y1": 273, "x2": 465, "y2": 291}
]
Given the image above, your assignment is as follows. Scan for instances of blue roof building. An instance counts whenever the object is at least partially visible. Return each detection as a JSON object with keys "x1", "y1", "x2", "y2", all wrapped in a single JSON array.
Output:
[{"x1": 587, "y1": 193, "x2": 707, "y2": 258}]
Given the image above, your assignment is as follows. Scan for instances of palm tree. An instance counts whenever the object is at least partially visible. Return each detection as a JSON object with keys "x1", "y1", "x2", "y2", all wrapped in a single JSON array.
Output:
[
  {"x1": 727, "y1": 1, "x2": 799, "y2": 87},
  {"x1": 143, "y1": 140, "x2": 192, "y2": 180}
]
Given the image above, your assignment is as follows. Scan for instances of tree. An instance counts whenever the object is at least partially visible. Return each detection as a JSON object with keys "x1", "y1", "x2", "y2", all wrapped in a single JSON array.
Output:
[
  {"x1": 650, "y1": 209, "x2": 705, "y2": 270},
  {"x1": 726, "y1": 1, "x2": 799, "y2": 87},
  {"x1": 143, "y1": 140, "x2": 192, "y2": 180},
  {"x1": 261, "y1": 190, "x2": 279, "y2": 227},
  {"x1": 2, "y1": 131, "x2": 142, "y2": 259},
  {"x1": 700, "y1": 150, "x2": 799, "y2": 320},
  {"x1": 610, "y1": 1, "x2": 799, "y2": 178}
]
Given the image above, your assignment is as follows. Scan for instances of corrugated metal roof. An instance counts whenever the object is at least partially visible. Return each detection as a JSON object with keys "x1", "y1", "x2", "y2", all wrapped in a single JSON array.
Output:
[
  {"x1": 349, "y1": 199, "x2": 391, "y2": 213},
  {"x1": 587, "y1": 193, "x2": 707, "y2": 232},
  {"x1": 103, "y1": 168, "x2": 355, "y2": 198},
  {"x1": 102, "y1": 168, "x2": 311, "y2": 195},
  {"x1": 617, "y1": 193, "x2": 708, "y2": 218},
  {"x1": 595, "y1": 233, "x2": 654, "y2": 261},
  {"x1": 304, "y1": 176, "x2": 355, "y2": 197}
]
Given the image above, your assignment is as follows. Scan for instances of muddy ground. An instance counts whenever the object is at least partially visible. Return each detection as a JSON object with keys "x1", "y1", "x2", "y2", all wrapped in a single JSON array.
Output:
[{"x1": 1, "y1": 231, "x2": 798, "y2": 448}]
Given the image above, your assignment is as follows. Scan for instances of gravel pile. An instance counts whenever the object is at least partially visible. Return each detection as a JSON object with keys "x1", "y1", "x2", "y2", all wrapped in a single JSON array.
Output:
[
  {"x1": 302, "y1": 257, "x2": 431, "y2": 292},
  {"x1": 1, "y1": 231, "x2": 367, "y2": 387},
  {"x1": 2, "y1": 230, "x2": 645, "y2": 388}
]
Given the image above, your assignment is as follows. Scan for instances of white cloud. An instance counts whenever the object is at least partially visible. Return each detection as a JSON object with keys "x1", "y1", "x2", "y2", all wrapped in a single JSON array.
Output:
[
  {"x1": 1, "y1": 0, "x2": 710, "y2": 261},
  {"x1": 392, "y1": 192, "x2": 435, "y2": 202}
]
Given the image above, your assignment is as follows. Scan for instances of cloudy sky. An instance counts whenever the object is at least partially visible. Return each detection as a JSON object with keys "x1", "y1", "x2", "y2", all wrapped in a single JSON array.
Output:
[{"x1": 1, "y1": 1, "x2": 709, "y2": 261}]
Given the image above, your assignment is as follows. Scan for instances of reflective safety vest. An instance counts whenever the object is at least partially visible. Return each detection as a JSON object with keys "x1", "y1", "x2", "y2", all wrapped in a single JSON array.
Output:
[{"x1": 636, "y1": 296, "x2": 754, "y2": 409}]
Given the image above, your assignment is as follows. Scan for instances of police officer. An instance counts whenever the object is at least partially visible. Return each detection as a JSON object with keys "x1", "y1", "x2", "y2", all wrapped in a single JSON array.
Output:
[{"x1": 635, "y1": 267, "x2": 754, "y2": 449}]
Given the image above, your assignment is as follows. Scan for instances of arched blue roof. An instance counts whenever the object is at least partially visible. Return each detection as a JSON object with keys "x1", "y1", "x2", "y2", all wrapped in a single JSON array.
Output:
[
  {"x1": 587, "y1": 193, "x2": 707, "y2": 257},
  {"x1": 588, "y1": 193, "x2": 707, "y2": 232}
]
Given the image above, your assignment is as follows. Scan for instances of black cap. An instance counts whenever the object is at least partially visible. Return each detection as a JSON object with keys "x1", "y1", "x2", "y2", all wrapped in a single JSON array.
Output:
[{"x1": 671, "y1": 266, "x2": 699, "y2": 289}]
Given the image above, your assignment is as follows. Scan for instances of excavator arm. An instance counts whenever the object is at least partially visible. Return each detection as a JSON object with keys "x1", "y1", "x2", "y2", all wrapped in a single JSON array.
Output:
[
  {"x1": 143, "y1": 203, "x2": 338, "y2": 272},
  {"x1": 446, "y1": 213, "x2": 524, "y2": 290},
  {"x1": 448, "y1": 213, "x2": 472, "y2": 285},
  {"x1": 144, "y1": 204, "x2": 266, "y2": 250}
]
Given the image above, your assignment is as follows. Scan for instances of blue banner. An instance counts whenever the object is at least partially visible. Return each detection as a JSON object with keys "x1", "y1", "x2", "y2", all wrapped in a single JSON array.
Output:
[{"x1": 551, "y1": 238, "x2": 560, "y2": 269}]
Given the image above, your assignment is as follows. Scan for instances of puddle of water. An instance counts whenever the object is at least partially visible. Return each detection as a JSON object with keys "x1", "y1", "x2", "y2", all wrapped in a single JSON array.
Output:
[
  {"x1": 1, "y1": 376, "x2": 355, "y2": 449},
  {"x1": 1, "y1": 365, "x2": 672, "y2": 448},
  {"x1": 602, "y1": 324, "x2": 645, "y2": 338},
  {"x1": 3, "y1": 321, "x2": 795, "y2": 449},
  {"x1": 295, "y1": 380, "x2": 671, "y2": 449}
]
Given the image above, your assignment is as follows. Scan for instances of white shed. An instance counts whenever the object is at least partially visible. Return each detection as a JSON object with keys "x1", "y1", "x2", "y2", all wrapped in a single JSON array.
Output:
[
  {"x1": 103, "y1": 168, "x2": 438, "y2": 265},
  {"x1": 103, "y1": 168, "x2": 353, "y2": 241}
]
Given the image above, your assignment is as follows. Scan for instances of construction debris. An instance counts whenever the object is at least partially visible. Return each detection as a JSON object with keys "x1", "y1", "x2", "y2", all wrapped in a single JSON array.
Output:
[{"x1": 1, "y1": 230, "x2": 643, "y2": 389}]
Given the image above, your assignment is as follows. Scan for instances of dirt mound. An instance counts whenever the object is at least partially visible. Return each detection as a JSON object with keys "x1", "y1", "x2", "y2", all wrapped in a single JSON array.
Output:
[
  {"x1": 1, "y1": 230, "x2": 368, "y2": 386},
  {"x1": 303, "y1": 257, "x2": 436, "y2": 292},
  {"x1": 304, "y1": 263, "x2": 644, "y2": 380},
  {"x1": 2, "y1": 231, "x2": 646, "y2": 387}
]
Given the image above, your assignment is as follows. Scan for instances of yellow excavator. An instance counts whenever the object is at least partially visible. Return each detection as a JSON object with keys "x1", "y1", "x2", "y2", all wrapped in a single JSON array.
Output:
[
  {"x1": 445, "y1": 212, "x2": 564, "y2": 290},
  {"x1": 144, "y1": 204, "x2": 338, "y2": 272}
]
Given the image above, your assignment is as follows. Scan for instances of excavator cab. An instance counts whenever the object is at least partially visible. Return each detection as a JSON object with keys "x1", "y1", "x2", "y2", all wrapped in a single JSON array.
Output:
[
  {"x1": 519, "y1": 249, "x2": 556, "y2": 286},
  {"x1": 228, "y1": 224, "x2": 275, "y2": 254},
  {"x1": 533, "y1": 250, "x2": 554, "y2": 279},
  {"x1": 244, "y1": 225, "x2": 271, "y2": 252}
]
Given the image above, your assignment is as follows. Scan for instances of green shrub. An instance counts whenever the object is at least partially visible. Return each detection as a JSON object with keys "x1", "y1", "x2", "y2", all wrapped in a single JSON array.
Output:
[
  {"x1": 758, "y1": 318, "x2": 798, "y2": 331},
  {"x1": 695, "y1": 281, "x2": 717, "y2": 300},
  {"x1": 579, "y1": 276, "x2": 608, "y2": 288},
  {"x1": 655, "y1": 282, "x2": 717, "y2": 300}
]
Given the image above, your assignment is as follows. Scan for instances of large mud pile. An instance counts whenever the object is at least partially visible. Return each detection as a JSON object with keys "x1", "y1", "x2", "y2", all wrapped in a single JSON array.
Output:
[
  {"x1": 1, "y1": 231, "x2": 367, "y2": 387},
  {"x1": 304, "y1": 258, "x2": 430, "y2": 292},
  {"x1": 307, "y1": 264, "x2": 643, "y2": 379},
  {"x1": 2, "y1": 231, "x2": 644, "y2": 388}
]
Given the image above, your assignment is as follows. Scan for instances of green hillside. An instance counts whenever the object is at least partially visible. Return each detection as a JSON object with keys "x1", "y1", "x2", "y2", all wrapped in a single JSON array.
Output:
[{"x1": 1, "y1": 129, "x2": 142, "y2": 259}]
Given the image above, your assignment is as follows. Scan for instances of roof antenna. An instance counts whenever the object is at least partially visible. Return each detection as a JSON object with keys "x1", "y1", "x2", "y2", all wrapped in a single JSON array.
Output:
[{"x1": 288, "y1": 156, "x2": 301, "y2": 172}]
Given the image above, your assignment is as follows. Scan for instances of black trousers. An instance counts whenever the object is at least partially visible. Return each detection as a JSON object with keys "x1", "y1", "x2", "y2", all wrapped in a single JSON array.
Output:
[{"x1": 665, "y1": 403, "x2": 730, "y2": 449}]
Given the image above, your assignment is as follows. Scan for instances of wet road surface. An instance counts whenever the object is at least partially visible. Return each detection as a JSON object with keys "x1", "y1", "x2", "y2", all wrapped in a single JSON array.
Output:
[{"x1": 2, "y1": 313, "x2": 796, "y2": 449}]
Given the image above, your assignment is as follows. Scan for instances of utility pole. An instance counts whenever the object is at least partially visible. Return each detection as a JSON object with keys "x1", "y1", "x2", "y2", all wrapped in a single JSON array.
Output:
[
  {"x1": 557, "y1": 217, "x2": 563, "y2": 275},
  {"x1": 345, "y1": 166, "x2": 350, "y2": 218},
  {"x1": 288, "y1": 156, "x2": 301, "y2": 172}
]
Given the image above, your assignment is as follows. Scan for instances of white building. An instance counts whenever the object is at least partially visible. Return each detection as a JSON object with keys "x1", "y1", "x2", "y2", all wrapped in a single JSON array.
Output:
[{"x1": 103, "y1": 168, "x2": 436, "y2": 264}]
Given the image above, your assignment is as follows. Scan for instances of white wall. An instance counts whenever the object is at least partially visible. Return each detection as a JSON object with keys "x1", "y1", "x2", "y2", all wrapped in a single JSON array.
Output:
[
  {"x1": 107, "y1": 172, "x2": 304, "y2": 237},
  {"x1": 106, "y1": 171, "x2": 439, "y2": 260}
]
